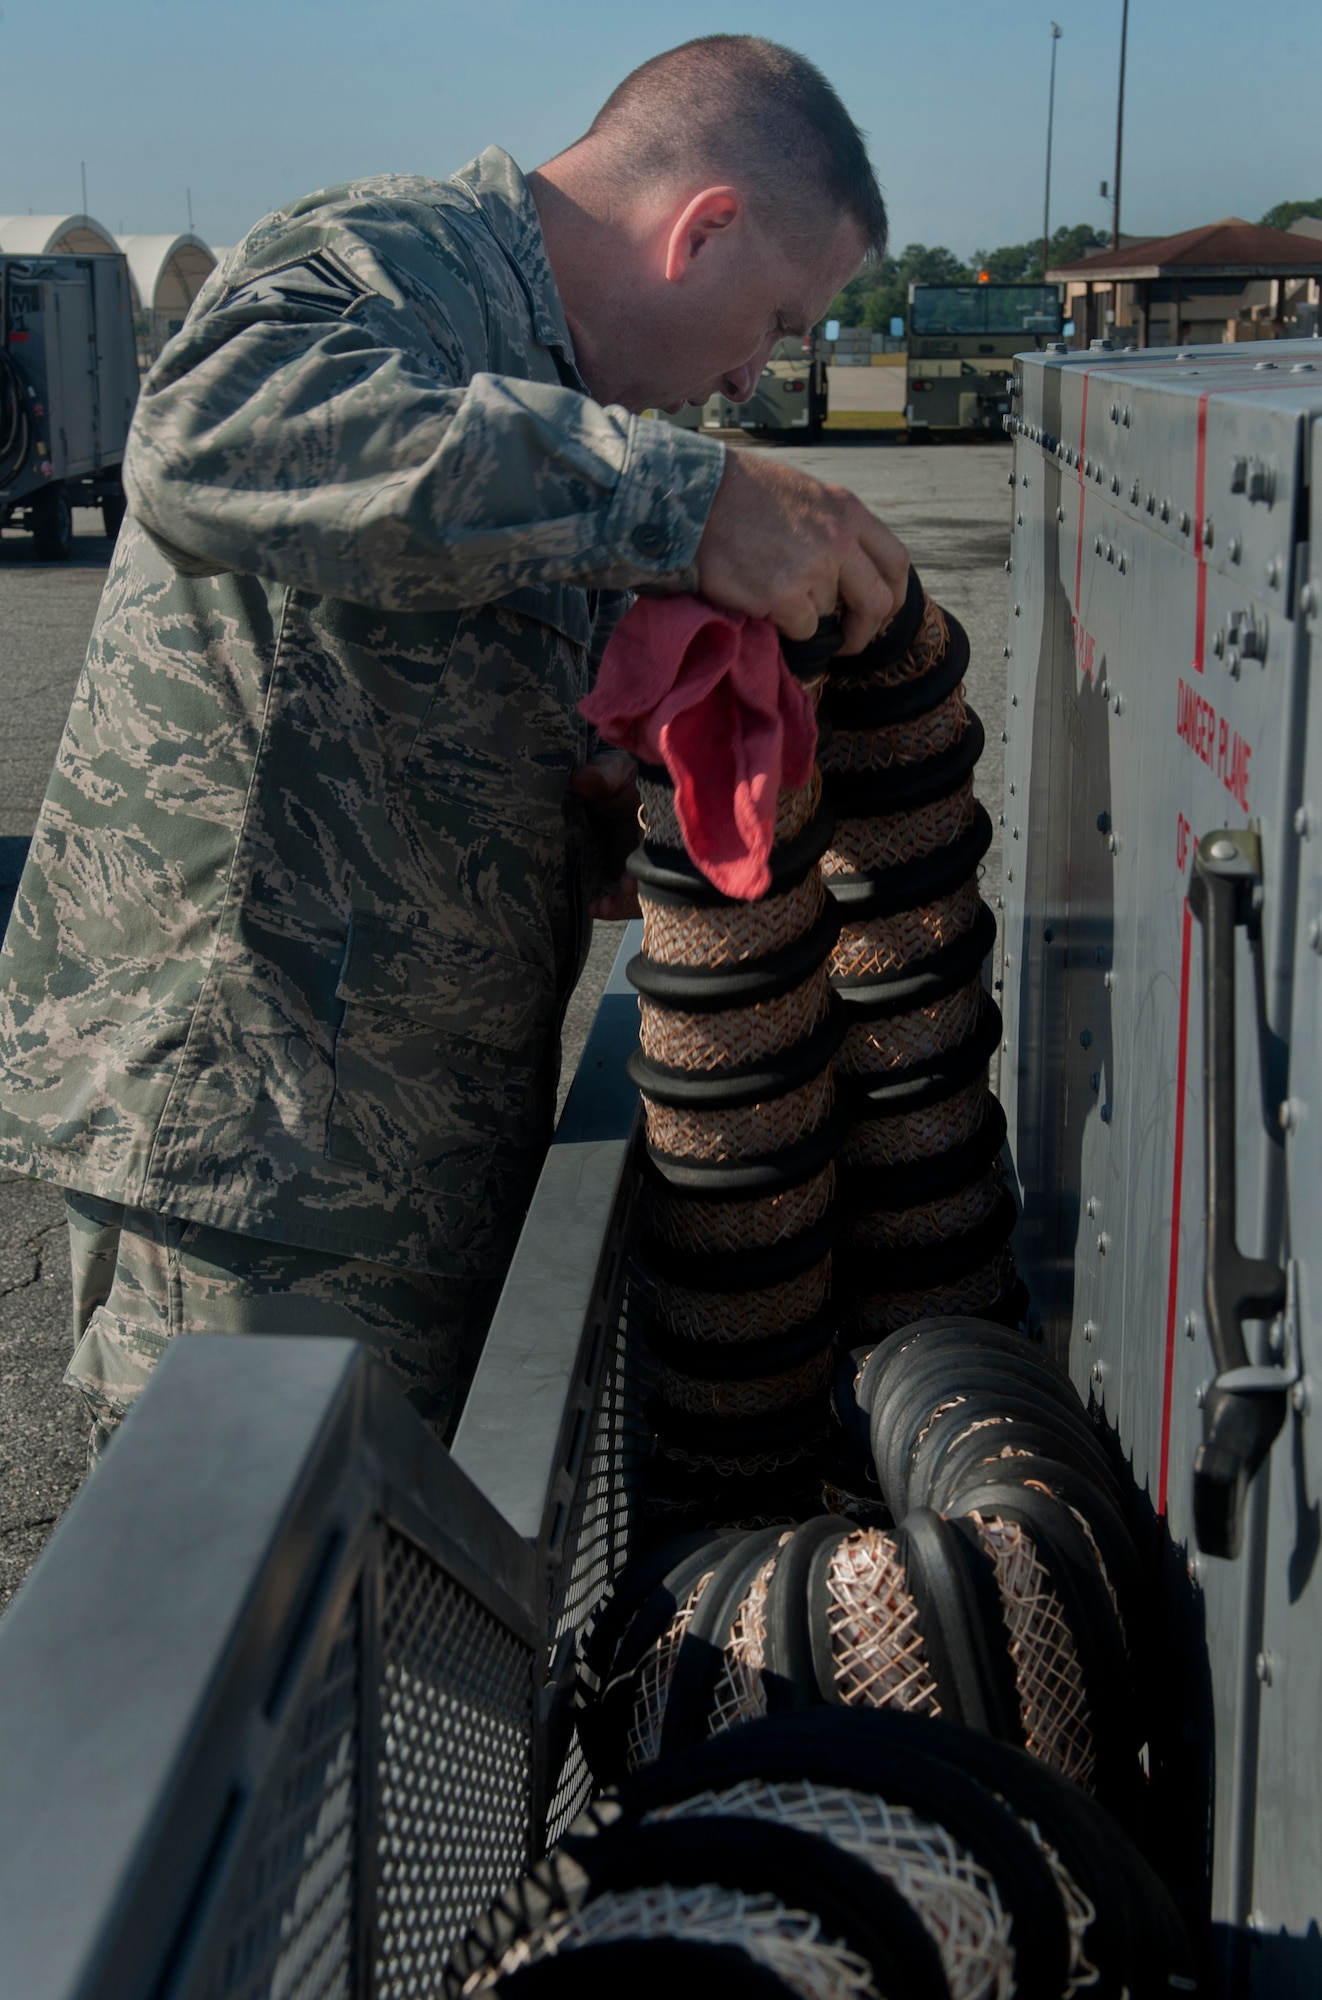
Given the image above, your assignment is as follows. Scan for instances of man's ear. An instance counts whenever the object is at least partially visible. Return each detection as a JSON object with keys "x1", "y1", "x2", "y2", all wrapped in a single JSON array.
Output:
[{"x1": 664, "y1": 187, "x2": 743, "y2": 284}]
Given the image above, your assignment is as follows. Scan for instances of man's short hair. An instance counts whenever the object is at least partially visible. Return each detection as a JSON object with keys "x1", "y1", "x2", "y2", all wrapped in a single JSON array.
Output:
[{"x1": 585, "y1": 36, "x2": 887, "y2": 264}]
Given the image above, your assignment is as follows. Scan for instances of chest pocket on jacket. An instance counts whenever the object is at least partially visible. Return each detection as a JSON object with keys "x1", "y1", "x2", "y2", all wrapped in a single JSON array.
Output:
[{"x1": 325, "y1": 910, "x2": 556, "y2": 1228}]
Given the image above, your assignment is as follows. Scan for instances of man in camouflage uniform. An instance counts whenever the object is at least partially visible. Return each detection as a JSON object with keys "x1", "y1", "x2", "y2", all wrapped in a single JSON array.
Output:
[{"x1": 0, "y1": 37, "x2": 907, "y2": 1457}]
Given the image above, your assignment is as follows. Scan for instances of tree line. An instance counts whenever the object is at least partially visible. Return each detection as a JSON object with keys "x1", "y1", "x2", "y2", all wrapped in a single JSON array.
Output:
[{"x1": 833, "y1": 199, "x2": 1322, "y2": 333}]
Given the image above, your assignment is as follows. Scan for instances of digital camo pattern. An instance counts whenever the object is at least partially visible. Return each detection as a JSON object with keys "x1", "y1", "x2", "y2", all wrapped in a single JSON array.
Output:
[
  {"x1": 0, "y1": 148, "x2": 726, "y2": 1271},
  {"x1": 65, "y1": 1192, "x2": 500, "y2": 1462}
]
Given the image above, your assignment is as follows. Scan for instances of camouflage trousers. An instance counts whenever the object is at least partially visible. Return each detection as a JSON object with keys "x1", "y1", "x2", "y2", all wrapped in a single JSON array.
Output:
[{"x1": 64, "y1": 1192, "x2": 507, "y2": 1466}]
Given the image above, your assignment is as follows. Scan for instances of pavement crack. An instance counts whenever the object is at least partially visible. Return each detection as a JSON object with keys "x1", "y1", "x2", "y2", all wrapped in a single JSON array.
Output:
[{"x1": 0, "y1": 1513, "x2": 59, "y2": 1539}]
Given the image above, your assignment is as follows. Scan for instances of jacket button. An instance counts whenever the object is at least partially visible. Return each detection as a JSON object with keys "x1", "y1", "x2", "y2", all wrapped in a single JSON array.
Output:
[{"x1": 631, "y1": 523, "x2": 669, "y2": 559}]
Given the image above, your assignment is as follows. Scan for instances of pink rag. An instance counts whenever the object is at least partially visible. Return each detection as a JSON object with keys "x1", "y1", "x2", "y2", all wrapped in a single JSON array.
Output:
[{"x1": 579, "y1": 597, "x2": 818, "y2": 901}]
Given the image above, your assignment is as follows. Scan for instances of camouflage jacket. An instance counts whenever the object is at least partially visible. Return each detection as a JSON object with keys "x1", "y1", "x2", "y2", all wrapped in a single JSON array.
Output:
[{"x1": 0, "y1": 148, "x2": 725, "y2": 1271}]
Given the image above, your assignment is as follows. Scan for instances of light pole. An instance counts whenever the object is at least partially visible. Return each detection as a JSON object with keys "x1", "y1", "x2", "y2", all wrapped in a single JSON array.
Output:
[
  {"x1": 1111, "y1": 0, "x2": 1130, "y2": 251},
  {"x1": 1042, "y1": 22, "x2": 1062, "y2": 280}
]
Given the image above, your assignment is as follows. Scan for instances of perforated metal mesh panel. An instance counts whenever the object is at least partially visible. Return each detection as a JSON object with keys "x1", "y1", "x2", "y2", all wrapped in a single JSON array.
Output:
[
  {"x1": 375, "y1": 1529, "x2": 535, "y2": 1996},
  {"x1": 543, "y1": 1260, "x2": 657, "y2": 1846},
  {"x1": 207, "y1": 1587, "x2": 362, "y2": 2000}
]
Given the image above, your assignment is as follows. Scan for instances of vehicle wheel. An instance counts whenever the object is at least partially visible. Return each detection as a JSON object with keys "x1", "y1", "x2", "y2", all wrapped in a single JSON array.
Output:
[
  {"x1": 100, "y1": 488, "x2": 127, "y2": 542},
  {"x1": 31, "y1": 483, "x2": 73, "y2": 562}
]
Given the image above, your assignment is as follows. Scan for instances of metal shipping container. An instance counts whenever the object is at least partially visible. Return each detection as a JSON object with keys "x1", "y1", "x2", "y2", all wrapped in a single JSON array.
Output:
[{"x1": 1002, "y1": 337, "x2": 1322, "y2": 1994}]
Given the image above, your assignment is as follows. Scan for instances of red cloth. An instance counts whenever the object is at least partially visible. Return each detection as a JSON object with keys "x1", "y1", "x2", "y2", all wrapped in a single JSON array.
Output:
[{"x1": 579, "y1": 597, "x2": 818, "y2": 901}]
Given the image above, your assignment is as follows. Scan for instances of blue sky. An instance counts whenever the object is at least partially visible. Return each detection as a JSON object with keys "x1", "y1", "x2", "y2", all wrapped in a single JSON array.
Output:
[{"x1": 2, "y1": 1, "x2": 1318, "y2": 257}]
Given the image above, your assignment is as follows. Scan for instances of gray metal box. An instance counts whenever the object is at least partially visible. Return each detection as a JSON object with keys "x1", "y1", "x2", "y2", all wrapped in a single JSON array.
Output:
[
  {"x1": 1, "y1": 253, "x2": 139, "y2": 505},
  {"x1": 1004, "y1": 339, "x2": 1322, "y2": 1992}
]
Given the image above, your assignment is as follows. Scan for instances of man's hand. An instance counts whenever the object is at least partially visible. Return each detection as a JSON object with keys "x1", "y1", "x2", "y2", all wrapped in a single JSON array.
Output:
[
  {"x1": 571, "y1": 749, "x2": 642, "y2": 920},
  {"x1": 695, "y1": 449, "x2": 909, "y2": 654}
]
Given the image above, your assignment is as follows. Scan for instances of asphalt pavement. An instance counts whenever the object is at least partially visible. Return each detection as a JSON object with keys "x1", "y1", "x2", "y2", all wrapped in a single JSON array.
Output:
[{"x1": 0, "y1": 446, "x2": 1012, "y2": 1610}]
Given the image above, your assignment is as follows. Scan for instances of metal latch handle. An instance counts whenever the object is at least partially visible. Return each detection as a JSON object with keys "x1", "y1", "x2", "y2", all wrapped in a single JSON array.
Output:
[{"x1": 1187, "y1": 829, "x2": 1288, "y2": 1560}]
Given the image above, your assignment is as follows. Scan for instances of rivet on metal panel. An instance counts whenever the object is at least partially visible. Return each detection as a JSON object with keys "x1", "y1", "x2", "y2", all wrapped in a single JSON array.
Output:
[
  {"x1": 1011, "y1": 692, "x2": 1018, "y2": 706},
  {"x1": 1099, "y1": 676, "x2": 1109, "y2": 698},
  {"x1": 1043, "y1": 924, "x2": 1055, "y2": 943},
  {"x1": 1012, "y1": 826, "x2": 1020, "y2": 839},
  {"x1": 1080, "y1": 1028, "x2": 1093, "y2": 1049},
  {"x1": 1122, "y1": 406, "x2": 1132, "y2": 428},
  {"x1": 1118, "y1": 553, "x2": 1126, "y2": 575},
  {"x1": 1085, "y1": 1194, "x2": 1098, "y2": 1216},
  {"x1": 1293, "y1": 805, "x2": 1313, "y2": 838},
  {"x1": 1213, "y1": 630, "x2": 1225, "y2": 657},
  {"x1": 1292, "y1": 1377, "x2": 1313, "y2": 1416},
  {"x1": 1307, "y1": 917, "x2": 1322, "y2": 954},
  {"x1": 1160, "y1": 498, "x2": 1171, "y2": 522},
  {"x1": 1195, "y1": 1381, "x2": 1208, "y2": 1408},
  {"x1": 1016, "y1": 511, "x2": 1023, "y2": 526},
  {"x1": 1301, "y1": 582, "x2": 1318, "y2": 617},
  {"x1": 1021, "y1": 473, "x2": 1029, "y2": 488},
  {"x1": 1184, "y1": 1312, "x2": 1198, "y2": 1341},
  {"x1": 1228, "y1": 537, "x2": 1241, "y2": 564},
  {"x1": 1108, "y1": 831, "x2": 1121, "y2": 853},
  {"x1": 1003, "y1": 645, "x2": 1011, "y2": 658},
  {"x1": 1110, "y1": 474, "x2": 1120, "y2": 495},
  {"x1": 1007, "y1": 472, "x2": 1016, "y2": 487},
  {"x1": 1266, "y1": 558, "x2": 1282, "y2": 589},
  {"x1": 998, "y1": 812, "x2": 1006, "y2": 827},
  {"x1": 1106, "y1": 545, "x2": 1115, "y2": 564},
  {"x1": 1179, "y1": 510, "x2": 1190, "y2": 534},
  {"x1": 1146, "y1": 492, "x2": 1156, "y2": 514},
  {"x1": 1103, "y1": 970, "x2": 1115, "y2": 991},
  {"x1": 1009, "y1": 782, "x2": 1016, "y2": 796},
  {"x1": 1228, "y1": 650, "x2": 1242, "y2": 680},
  {"x1": 1253, "y1": 360, "x2": 1279, "y2": 372},
  {"x1": 1004, "y1": 559, "x2": 1012, "y2": 572},
  {"x1": 1100, "y1": 1102, "x2": 1112, "y2": 1123},
  {"x1": 1254, "y1": 1650, "x2": 1275, "y2": 1686},
  {"x1": 1056, "y1": 505, "x2": 1065, "y2": 524},
  {"x1": 1083, "y1": 1318, "x2": 1097, "y2": 1341},
  {"x1": 1014, "y1": 603, "x2": 1021, "y2": 616},
  {"x1": 1090, "y1": 1071, "x2": 1101, "y2": 1092},
  {"x1": 1085, "y1": 458, "x2": 1094, "y2": 478},
  {"x1": 1001, "y1": 730, "x2": 1009, "y2": 744},
  {"x1": 1202, "y1": 519, "x2": 1214, "y2": 550},
  {"x1": 1129, "y1": 479, "x2": 1140, "y2": 503},
  {"x1": 1290, "y1": 361, "x2": 1316, "y2": 373},
  {"x1": 1091, "y1": 1362, "x2": 1105, "y2": 1386},
  {"x1": 1108, "y1": 403, "x2": 1118, "y2": 422},
  {"x1": 1188, "y1": 1553, "x2": 1204, "y2": 1584},
  {"x1": 1278, "y1": 1098, "x2": 1302, "y2": 1135},
  {"x1": 1206, "y1": 836, "x2": 1239, "y2": 862},
  {"x1": 1230, "y1": 457, "x2": 1248, "y2": 494},
  {"x1": 1094, "y1": 536, "x2": 1103, "y2": 555}
]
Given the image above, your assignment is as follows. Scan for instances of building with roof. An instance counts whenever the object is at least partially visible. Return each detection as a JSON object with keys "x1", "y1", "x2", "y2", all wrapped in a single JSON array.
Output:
[
  {"x1": 0, "y1": 213, "x2": 120, "y2": 257},
  {"x1": 1047, "y1": 218, "x2": 1322, "y2": 348},
  {"x1": 115, "y1": 234, "x2": 217, "y2": 365}
]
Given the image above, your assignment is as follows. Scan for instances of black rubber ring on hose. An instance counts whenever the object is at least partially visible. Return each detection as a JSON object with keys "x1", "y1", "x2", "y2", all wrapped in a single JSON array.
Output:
[
  {"x1": 628, "y1": 795, "x2": 836, "y2": 906},
  {"x1": 845, "y1": 998, "x2": 1002, "y2": 1115},
  {"x1": 838, "y1": 1095, "x2": 1007, "y2": 1212},
  {"x1": 779, "y1": 617, "x2": 846, "y2": 677},
  {"x1": 641, "y1": 1211, "x2": 837, "y2": 1294},
  {"x1": 831, "y1": 899, "x2": 995, "y2": 1012},
  {"x1": 824, "y1": 802, "x2": 992, "y2": 919},
  {"x1": 628, "y1": 1004, "x2": 844, "y2": 1108},
  {"x1": 648, "y1": 1386, "x2": 835, "y2": 1461},
  {"x1": 645, "y1": 1312, "x2": 834, "y2": 1386},
  {"x1": 760, "y1": 1515, "x2": 851, "y2": 1713},
  {"x1": 627, "y1": 900, "x2": 841, "y2": 1010},
  {"x1": 824, "y1": 615, "x2": 970, "y2": 728},
  {"x1": 898, "y1": 1507, "x2": 1025, "y2": 1741},
  {"x1": 822, "y1": 707, "x2": 985, "y2": 817},
  {"x1": 642, "y1": 1106, "x2": 848, "y2": 1198},
  {"x1": 824, "y1": 563, "x2": 927, "y2": 673},
  {"x1": 836, "y1": 1184, "x2": 1017, "y2": 1295}
]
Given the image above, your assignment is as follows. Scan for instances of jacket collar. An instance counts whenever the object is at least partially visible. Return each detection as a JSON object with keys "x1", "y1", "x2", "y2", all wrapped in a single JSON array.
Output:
[{"x1": 450, "y1": 147, "x2": 584, "y2": 387}]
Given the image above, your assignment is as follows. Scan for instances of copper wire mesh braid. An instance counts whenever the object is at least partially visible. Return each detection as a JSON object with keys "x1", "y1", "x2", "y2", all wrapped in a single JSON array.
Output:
[
  {"x1": 654, "y1": 1255, "x2": 831, "y2": 1343},
  {"x1": 821, "y1": 777, "x2": 977, "y2": 877},
  {"x1": 640, "y1": 968, "x2": 831, "y2": 1073},
  {"x1": 642, "y1": 1067, "x2": 835, "y2": 1164},
  {"x1": 841, "y1": 1077, "x2": 991, "y2": 1167},
  {"x1": 846, "y1": 1165, "x2": 1005, "y2": 1253},
  {"x1": 655, "y1": 1343, "x2": 833, "y2": 1419},
  {"x1": 656, "y1": 1435, "x2": 824, "y2": 1481},
  {"x1": 821, "y1": 1527, "x2": 943, "y2": 1716},
  {"x1": 831, "y1": 877, "x2": 982, "y2": 981},
  {"x1": 650, "y1": 1778, "x2": 1014, "y2": 2000},
  {"x1": 706, "y1": 1541, "x2": 786, "y2": 1736},
  {"x1": 841, "y1": 1245, "x2": 1018, "y2": 1338},
  {"x1": 482, "y1": 1882, "x2": 878, "y2": 2000},
  {"x1": 625, "y1": 1570, "x2": 716, "y2": 1774},
  {"x1": 820, "y1": 687, "x2": 969, "y2": 774},
  {"x1": 837, "y1": 979, "x2": 985, "y2": 1078},
  {"x1": 653, "y1": 1166, "x2": 835, "y2": 1257},
  {"x1": 641, "y1": 869, "x2": 827, "y2": 969},
  {"x1": 837, "y1": 596, "x2": 952, "y2": 690},
  {"x1": 639, "y1": 768, "x2": 824, "y2": 852},
  {"x1": 967, "y1": 1511, "x2": 1097, "y2": 1792}
]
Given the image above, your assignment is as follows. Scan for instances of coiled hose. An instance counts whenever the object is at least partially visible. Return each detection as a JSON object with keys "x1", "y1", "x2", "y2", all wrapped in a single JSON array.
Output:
[{"x1": 0, "y1": 264, "x2": 33, "y2": 487}]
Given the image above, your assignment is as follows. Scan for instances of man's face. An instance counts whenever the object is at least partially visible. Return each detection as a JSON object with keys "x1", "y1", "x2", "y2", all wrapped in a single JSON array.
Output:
[{"x1": 645, "y1": 209, "x2": 863, "y2": 416}]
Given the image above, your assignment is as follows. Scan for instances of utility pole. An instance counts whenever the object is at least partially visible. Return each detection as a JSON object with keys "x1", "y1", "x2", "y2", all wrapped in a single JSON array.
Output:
[
  {"x1": 187, "y1": 187, "x2": 194, "y2": 233},
  {"x1": 80, "y1": 160, "x2": 88, "y2": 218},
  {"x1": 1042, "y1": 22, "x2": 1062, "y2": 279},
  {"x1": 1111, "y1": 0, "x2": 1130, "y2": 251}
]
